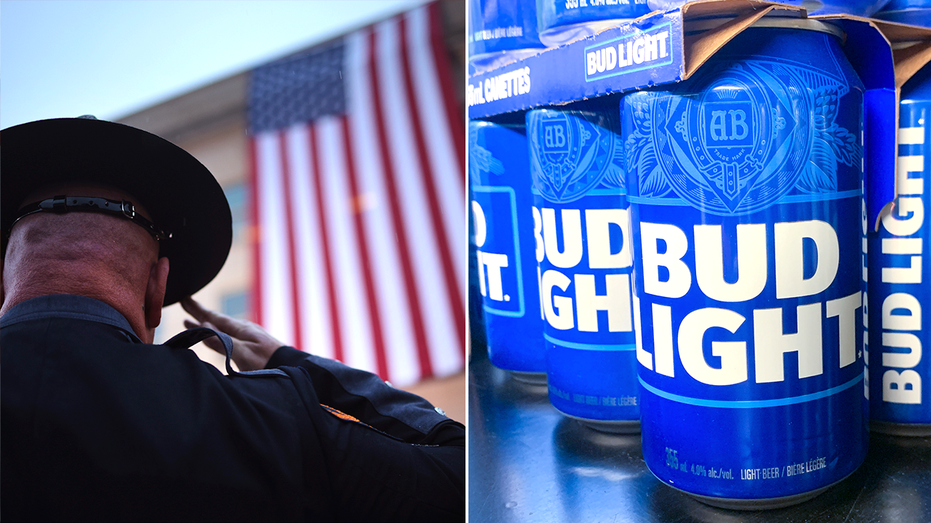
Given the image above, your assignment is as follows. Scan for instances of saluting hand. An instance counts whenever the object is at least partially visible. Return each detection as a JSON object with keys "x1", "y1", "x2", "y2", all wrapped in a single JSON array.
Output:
[{"x1": 181, "y1": 297, "x2": 285, "y2": 371}]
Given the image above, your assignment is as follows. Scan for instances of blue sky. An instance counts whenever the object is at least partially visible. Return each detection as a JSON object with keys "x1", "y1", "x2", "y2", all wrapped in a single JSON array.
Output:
[{"x1": 1, "y1": 0, "x2": 426, "y2": 128}]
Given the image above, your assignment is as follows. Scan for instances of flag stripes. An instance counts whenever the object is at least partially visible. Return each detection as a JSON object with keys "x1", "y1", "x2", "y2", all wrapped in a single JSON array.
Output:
[
  {"x1": 248, "y1": 2, "x2": 464, "y2": 386},
  {"x1": 397, "y1": 12, "x2": 465, "y2": 351},
  {"x1": 278, "y1": 132, "x2": 305, "y2": 358}
]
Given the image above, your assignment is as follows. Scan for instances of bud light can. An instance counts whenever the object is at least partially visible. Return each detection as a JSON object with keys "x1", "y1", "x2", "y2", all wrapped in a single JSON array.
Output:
[
  {"x1": 527, "y1": 97, "x2": 640, "y2": 433},
  {"x1": 469, "y1": 0, "x2": 546, "y2": 73},
  {"x1": 537, "y1": 0, "x2": 651, "y2": 47},
  {"x1": 470, "y1": 118, "x2": 548, "y2": 383},
  {"x1": 867, "y1": 64, "x2": 931, "y2": 436},
  {"x1": 874, "y1": 0, "x2": 931, "y2": 27},
  {"x1": 622, "y1": 19, "x2": 867, "y2": 508}
]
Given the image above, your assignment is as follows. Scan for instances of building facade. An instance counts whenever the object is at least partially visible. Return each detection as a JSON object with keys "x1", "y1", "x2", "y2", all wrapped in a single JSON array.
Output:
[{"x1": 119, "y1": 0, "x2": 466, "y2": 421}]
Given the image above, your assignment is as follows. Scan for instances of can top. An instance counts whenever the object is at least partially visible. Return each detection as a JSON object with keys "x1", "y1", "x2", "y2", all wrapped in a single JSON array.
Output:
[
  {"x1": 685, "y1": 17, "x2": 846, "y2": 43},
  {"x1": 891, "y1": 39, "x2": 929, "y2": 50}
]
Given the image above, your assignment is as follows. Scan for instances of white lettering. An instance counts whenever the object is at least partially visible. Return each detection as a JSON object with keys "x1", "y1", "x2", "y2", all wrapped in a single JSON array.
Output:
[
  {"x1": 471, "y1": 200, "x2": 486, "y2": 247},
  {"x1": 641, "y1": 222, "x2": 691, "y2": 298},
  {"x1": 882, "y1": 332, "x2": 922, "y2": 369},
  {"x1": 576, "y1": 273, "x2": 632, "y2": 332},
  {"x1": 678, "y1": 308, "x2": 748, "y2": 386},
  {"x1": 652, "y1": 303, "x2": 675, "y2": 377},
  {"x1": 542, "y1": 208, "x2": 584, "y2": 268},
  {"x1": 633, "y1": 37, "x2": 645, "y2": 64},
  {"x1": 882, "y1": 196, "x2": 924, "y2": 236},
  {"x1": 615, "y1": 31, "x2": 669, "y2": 69},
  {"x1": 542, "y1": 270, "x2": 574, "y2": 330},
  {"x1": 635, "y1": 292, "x2": 651, "y2": 369},
  {"x1": 827, "y1": 292, "x2": 861, "y2": 368},
  {"x1": 881, "y1": 237, "x2": 923, "y2": 283},
  {"x1": 694, "y1": 224, "x2": 767, "y2": 302},
  {"x1": 753, "y1": 303, "x2": 824, "y2": 382},
  {"x1": 882, "y1": 292, "x2": 922, "y2": 331},
  {"x1": 476, "y1": 251, "x2": 487, "y2": 297},
  {"x1": 774, "y1": 220, "x2": 839, "y2": 299},
  {"x1": 481, "y1": 253, "x2": 509, "y2": 300},
  {"x1": 586, "y1": 208, "x2": 632, "y2": 269},
  {"x1": 480, "y1": 67, "x2": 531, "y2": 104},
  {"x1": 532, "y1": 206, "x2": 545, "y2": 263},
  {"x1": 883, "y1": 369, "x2": 921, "y2": 403},
  {"x1": 897, "y1": 154, "x2": 925, "y2": 196},
  {"x1": 639, "y1": 298, "x2": 862, "y2": 385},
  {"x1": 876, "y1": 125, "x2": 924, "y2": 405}
]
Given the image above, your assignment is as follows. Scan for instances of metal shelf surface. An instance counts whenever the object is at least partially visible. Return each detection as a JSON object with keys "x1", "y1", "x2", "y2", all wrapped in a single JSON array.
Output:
[{"x1": 468, "y1": 342, "x2": 931, "y2": 523}]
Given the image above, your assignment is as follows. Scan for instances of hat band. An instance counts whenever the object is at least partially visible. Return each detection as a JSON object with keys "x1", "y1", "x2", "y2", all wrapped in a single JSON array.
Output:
[{"x1": 7, "y1": 195, "x2": 172, "y2": 241}]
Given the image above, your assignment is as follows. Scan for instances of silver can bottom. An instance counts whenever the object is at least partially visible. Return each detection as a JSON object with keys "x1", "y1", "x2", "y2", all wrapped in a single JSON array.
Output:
[
  {"x1": 662, "y1": 471, "x2": 856, "y2": 511},
  {"x1": 509, "y1": 371, "x2": 547, "y2": 386},
  {"x1": 572, "y1": 417, "x2": 641, "y2": 435},
  {"x1": 870, "y1": 420, "x2": 931, "y2": 437},
  {"x1": 684, "y1": 485, "x2": 830, "y2": 511}
]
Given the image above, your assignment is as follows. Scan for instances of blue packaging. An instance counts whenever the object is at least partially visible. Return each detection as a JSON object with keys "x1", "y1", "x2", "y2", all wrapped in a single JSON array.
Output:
[
  {"x1": 874, "y1": 0, "x2": 931, "y2": 27},
  {"x1": 469, "y1": 0, "x2": 546, "y2": 73},
  {"x1": 622, "y1": 19, "x2": 867, "y2": 508},
  {"x1": 470, "y1": 118, "x2": 547, "y2": 382},
  {"x1": 526, "y1": 97, "x2": 640, "y2": 433},
  {"x1": 867, "y1": 64, "x2": 931, "y2": 436},
  {"x1": 537, "y1": 0, "x2": 651, "y2": 47}
]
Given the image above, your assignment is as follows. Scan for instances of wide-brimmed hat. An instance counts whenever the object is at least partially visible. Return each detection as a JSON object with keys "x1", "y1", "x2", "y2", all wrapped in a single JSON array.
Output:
[{"x1": 1, "y1": 116, "x2": 233, "y2": 306}]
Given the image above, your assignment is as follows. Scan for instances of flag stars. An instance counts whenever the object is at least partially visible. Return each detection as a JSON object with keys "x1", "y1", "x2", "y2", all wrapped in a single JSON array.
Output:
[{"x1": 249, "y1": 40, "x2": 347, "y2": 134}]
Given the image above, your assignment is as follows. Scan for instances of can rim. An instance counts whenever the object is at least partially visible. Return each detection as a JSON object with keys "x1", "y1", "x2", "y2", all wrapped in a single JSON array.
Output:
[
  {"x1": 685, "y1": 17, "x2": 846, "y2": 44},
  {"x1": 891, "y1": 40, "x2": 927, "y2": 50}
]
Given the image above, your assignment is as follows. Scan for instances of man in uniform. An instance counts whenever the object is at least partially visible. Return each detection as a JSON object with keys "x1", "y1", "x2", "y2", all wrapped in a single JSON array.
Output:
[{"x1": 0, "y1": 116, "x2": 465, "y2": 522}]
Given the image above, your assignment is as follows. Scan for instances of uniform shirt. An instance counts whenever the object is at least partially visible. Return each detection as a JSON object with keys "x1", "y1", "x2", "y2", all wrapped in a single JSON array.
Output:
[{"x1": 1, "y1": 295, "x2": 464, "y2": 522}]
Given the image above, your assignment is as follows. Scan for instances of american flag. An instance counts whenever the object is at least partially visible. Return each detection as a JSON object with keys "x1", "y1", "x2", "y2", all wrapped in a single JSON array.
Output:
[{"x1": 247, "y1": 1, "x2": 465, "y2": 387}]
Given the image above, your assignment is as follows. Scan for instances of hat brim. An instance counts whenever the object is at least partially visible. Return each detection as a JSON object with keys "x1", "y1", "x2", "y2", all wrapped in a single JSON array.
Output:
[{"x1": 1, "y1": 118, "x2": 233, "y2": 306}]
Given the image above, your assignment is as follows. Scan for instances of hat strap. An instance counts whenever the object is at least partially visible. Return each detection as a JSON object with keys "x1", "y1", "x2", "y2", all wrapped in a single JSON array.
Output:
[{"x1": 7, "y1": 195, "x2": 172, "y2": 241}]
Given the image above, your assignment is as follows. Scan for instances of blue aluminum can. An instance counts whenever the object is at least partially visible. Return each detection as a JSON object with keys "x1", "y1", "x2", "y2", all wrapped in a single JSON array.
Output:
[
  {"x1": 622, "y1": 19, "x2": 867, "y2": 508},
  {"x1": 527, "y1": 97, "x2": 640, "y2": 433},
  {"x1": 469, "y1": 0, "x2": 546, "y2": 73},
  {"x1": 867, "y1": 64, "x2": 931, "y2": 436},
  {"x1": 874, "y1": 0, "x2": 931, "y2": 27},
  {"x1": 537, "y1": 0, "x2": 651, "y2": 47},
  {"x1": 470, "y1": 118, "x2": 547, "y2": 383}
]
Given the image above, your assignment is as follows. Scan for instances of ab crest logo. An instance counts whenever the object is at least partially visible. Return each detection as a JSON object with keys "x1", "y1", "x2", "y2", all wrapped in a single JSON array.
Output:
[
  {"x1": 528, "y1": 109, "x2": 626, "y2": 203},
  {"x1": 625, "y1": 57, "x2": 861, "y2": 215}
]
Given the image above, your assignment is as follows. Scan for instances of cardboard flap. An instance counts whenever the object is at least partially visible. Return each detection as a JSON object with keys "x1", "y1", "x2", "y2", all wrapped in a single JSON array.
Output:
[
  {"x1": 684, "y1": 8, "x2": 776, "y2": 77},
  {"x1": 894, "y1": 41, "x2": 931, "y2": 88},
  {"x1": 865, "y1": 88, "x2": 899, "y2": 231},
  {"x1": 833, "y1": 17, "x2": 931, "y2": 229},
  {"x1": 681, "y1": 2, "x2": 803, "y2": 78},
  {"x1": 820, "y1": 18, "x2": 898, "y2": 230},
  {"x1": 679, "y1": 0, "x2": 798, "y2": 19},
  {"x1": 864, "y1": 18, "x2": 931, "y2": 87}
]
